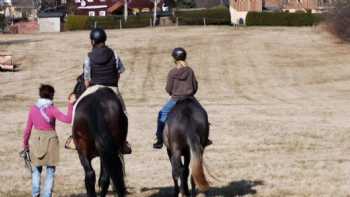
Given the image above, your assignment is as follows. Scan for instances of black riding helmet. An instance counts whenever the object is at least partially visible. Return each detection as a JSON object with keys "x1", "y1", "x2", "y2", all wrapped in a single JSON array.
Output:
[
  {"x1": 90, "y1": 28, "x2": 107, "y2": 44},
  {"x1": 172, "y1": 47, "x2": 187, "y2": 61}
]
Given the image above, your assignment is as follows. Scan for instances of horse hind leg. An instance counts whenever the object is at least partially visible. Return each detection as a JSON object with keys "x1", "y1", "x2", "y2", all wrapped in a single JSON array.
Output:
[
  {"x1": 190, "y1": 176, "x2": 196, "y2": 197},
  {"x1": 78, "y1": 154, "x2": 96, "y2": 197},
  {"x1": 98, "y1": 159, "x2": 110, "y2": 197},
  {"x1": 181, "y1": 149, "x2": 190, "y2": 196},
  {"x1": 101, "y1": 153, "x2": 126, "y2": 197},
  {"x1": 167, "y1": 149, "x2": 180, "y2": 197}
]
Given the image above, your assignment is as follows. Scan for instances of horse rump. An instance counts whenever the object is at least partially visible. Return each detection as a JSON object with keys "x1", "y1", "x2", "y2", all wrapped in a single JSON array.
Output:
[
  {"x1": 167, "y1": 98, "x2": 210, "y2": 193},
  {"x1": 75, "y1": 88, "x2": 126, "y2": 197}
]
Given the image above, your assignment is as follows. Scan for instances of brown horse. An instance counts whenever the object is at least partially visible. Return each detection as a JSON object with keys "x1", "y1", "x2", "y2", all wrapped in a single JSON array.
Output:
[
  {"x1": 72, "y1": 74, "x2": 127, "y2": 197},
  {"x1": 164, "y1": 98, "x2": 211, "y2": 197}
]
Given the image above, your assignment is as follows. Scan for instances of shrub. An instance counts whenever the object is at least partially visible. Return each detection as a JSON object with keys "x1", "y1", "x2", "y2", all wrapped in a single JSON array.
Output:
[
  {"x1": 0, "y1": 14, "x2": 5, "y2": 31},
  {"x1": 175, "y1": 6, "x2": 231, "y2": 25},
  {"x1": 64, "y1": 14, "x2": 152, "y2": 31},
  {"x1": 246, "y1": 12, "x2": 324, "y2": 26},
  {"x1": 64, "y1": 15, "x2": 90, "y2": 30}
]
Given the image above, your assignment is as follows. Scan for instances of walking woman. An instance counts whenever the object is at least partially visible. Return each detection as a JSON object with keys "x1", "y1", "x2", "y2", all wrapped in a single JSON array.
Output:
[{"x1": 22, "y1": 84, "x2": 75, "y2": 197}]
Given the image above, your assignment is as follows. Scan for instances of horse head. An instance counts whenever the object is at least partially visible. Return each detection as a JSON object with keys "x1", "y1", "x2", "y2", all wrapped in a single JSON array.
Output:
[{"x1": 73, "y1": 73, "x2": 86, "y2": 100}]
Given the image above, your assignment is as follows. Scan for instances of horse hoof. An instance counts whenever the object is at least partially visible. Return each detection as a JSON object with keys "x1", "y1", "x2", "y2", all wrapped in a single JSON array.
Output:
[{"x1": 196, "y1": 193, "x2": 207, "y2": 197}]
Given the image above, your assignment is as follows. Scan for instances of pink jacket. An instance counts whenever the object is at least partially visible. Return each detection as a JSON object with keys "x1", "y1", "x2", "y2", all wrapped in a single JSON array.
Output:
[{"x1": 23, "y1": 103, "x2": 73, "y2": 149}]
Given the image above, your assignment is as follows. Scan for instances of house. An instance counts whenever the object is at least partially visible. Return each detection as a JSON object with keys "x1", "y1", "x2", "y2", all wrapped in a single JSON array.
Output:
[
  {"x1": 4, "y1": 0, "x2": 37, "y2": 20},
  {"x1": 229, "y1": 0, "x2": 262, "y2": 24},
  {"x1": 74, "y1": 0, "x2": 114, "y2": 16},
  {"x1": 229, "y1": 0, "x2": 331, "y2": 24},
  {"x1": 74, "y1": 0, "x2": 164, "y2": 16}
]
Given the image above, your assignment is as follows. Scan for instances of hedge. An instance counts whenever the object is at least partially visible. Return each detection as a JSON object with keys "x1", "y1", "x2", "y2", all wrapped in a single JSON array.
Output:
[
  {"x1": 246, "y1": 12, "x2": 324, "y2": 26},
  {"x1": 64, "y1": 14, "x2": 152, "y2": 31},
  {"x1": 175, "y1": 6, "x2": 231, "y2": 25}
]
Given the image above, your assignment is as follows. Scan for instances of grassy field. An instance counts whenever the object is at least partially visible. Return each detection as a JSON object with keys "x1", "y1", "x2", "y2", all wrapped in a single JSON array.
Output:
[{"x1": 0, "y1": 26, "x2": 350, "y2": 197}]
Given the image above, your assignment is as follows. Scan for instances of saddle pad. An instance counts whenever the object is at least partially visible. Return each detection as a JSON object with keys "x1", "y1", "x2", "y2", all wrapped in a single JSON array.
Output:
[{"x1": 72, "y1": 85, "x2": 120, "y2": 125}]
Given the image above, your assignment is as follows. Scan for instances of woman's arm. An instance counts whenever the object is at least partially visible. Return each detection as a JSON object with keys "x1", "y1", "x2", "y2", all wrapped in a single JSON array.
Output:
[
  {"x1": 23, "y1": 109, "x2": 33, "y2": 149},
  {"x1": 51, "y1": 103, "x2": 73, "y2": 124}
]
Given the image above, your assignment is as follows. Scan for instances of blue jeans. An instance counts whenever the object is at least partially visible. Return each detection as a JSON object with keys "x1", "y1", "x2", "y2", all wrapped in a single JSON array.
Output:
[
  {"x1": 159, "y1": 99, "x2": 177, "y2": 123},
  {"x1": 155, "y1": 99, "x2": 177, "y2": 139},
  {"x1": 32, "y1": 166, "x2": 56, "y2": 197}
]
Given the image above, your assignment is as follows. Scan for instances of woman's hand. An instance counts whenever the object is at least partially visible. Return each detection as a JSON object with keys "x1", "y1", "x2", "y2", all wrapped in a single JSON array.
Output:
[{"x1": 68, "y1": 93, "x2": 76, "y2": 104}]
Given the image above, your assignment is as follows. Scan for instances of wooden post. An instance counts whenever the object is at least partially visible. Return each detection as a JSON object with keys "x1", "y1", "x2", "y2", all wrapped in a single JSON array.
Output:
[
  {"x1": 150, "y1": 18, "x2": 153, "y2": 27},
  {"x1": 119, "y1": 19, "x2": 122, "y2": 29},
  {"x1": 203, "y1": 18, "x2": 206, "y2": 26},
  {"x1": 176, "y1": 17, "x2": 179, "y2": 26},
  {"x1": 124, "y1": 0, "x2": 128, "y2": 21},
  {"x1": 153, "y1": 0, "x2": 158, "y2": 26}
]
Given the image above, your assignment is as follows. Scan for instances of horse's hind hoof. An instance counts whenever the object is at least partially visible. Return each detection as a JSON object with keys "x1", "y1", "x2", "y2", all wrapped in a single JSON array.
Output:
[{"x1": 196, "y1": 192, "x2": 207, "y2": 197}]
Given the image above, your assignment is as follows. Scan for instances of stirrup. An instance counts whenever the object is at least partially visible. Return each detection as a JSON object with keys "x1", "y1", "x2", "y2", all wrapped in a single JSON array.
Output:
[{"x1": 65, "y1": 135, "x2": 76, "y2": 150}]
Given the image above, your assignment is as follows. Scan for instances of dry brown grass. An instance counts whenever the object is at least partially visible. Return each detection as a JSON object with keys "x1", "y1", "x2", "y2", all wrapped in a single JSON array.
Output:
[{"x1": 0, "y1": 26, "x2": 350, "y2": 197}]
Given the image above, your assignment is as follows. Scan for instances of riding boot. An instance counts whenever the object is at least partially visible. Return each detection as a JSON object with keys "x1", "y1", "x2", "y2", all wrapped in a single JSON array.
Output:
[
  {"x1": 153, "y1": 119, "x2": 165, "y2": 149},
  {"x1": 206, "y1": 139, "x2": 213, "y2": 147},
  {"x1": 121, "y1": 141, "x2": 132, "y2": 154}
]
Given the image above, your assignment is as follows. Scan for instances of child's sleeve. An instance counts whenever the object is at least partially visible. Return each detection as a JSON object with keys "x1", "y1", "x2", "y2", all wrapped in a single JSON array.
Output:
[
  {"x1": 84, "y1": 57, "x2": 91, "y2": 81},
  {"x1": 192, "y1": 70, "x2": 198, "y2": 95},
  {"x1": 114, "y1": 51, "x2": 125, "y2": 74},
  {"x1": 165, "y1": 70, "x2": 174, "y2": 95}
]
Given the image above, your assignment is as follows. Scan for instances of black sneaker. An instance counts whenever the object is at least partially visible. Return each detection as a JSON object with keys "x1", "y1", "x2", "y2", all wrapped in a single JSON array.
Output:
[{"x1": 153, "y1": 139, "x2": 163, "y2": 149}]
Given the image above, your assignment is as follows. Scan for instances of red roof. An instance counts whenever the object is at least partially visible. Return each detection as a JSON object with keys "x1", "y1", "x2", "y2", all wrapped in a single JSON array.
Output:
[
  {"x1": 107, "y1": 0, "x2": 125, "y2": 13},
  {"x1": 129, "y1": 0, "x2": 154, "y2": 9}
]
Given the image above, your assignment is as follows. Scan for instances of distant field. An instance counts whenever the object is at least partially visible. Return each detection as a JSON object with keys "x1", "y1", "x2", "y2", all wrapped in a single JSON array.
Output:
[{"x1": 0, "y1": 26, "x2": 350, "y2": 197}]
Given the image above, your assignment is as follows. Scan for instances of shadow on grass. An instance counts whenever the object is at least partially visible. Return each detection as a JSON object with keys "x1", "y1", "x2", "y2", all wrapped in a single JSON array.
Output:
[{"x1": 141, "y1": 179, "x2": 264, "y2": 197}]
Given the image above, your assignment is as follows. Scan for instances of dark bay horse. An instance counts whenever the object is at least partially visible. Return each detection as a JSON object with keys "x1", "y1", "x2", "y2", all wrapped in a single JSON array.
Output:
[
  {"x1": 72, "y1": 74, "x2": 127, "y2": 197},
  {"x1": 164, "y1": 98, "x2": 211, "y2": 197}
]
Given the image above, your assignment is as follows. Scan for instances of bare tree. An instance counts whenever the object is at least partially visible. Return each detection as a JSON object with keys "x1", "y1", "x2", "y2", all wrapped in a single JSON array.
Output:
[
  {"x1": 65, "y1": 0, "x2": 76, "y2": 15},
  {"x1": 328, "y1": 0, "x2": 350, "y2": 42}
]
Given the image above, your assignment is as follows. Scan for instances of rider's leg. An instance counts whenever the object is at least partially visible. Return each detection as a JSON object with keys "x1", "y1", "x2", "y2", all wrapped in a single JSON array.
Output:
[
  {"x1": 153, "y1": 99, "x2": 177, "y2": 149},
  {"x1": 114, "y1": 89, "x2": 132, "y2": 154},
  {"x1": 116, "y1": 92, "x2": 127, "y2": 115},
  {"x1": 193, "y1": 97, "x2": 213, "y2": 147}
]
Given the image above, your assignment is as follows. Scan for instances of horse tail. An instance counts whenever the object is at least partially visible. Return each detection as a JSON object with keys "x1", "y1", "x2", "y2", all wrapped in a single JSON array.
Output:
[
  {"x1": 187, "y1": 125, "x2": 209, "y2": 192},
  {"x1": 90, "y1": 103, "x2": 126, "y2": 197}
]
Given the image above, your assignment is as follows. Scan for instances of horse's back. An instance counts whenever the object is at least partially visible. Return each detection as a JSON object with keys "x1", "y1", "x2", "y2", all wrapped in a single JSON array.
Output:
[
  {"x1": 169, "y1": 98, "x2": 208, "y2": 125},
  {"x1": 73, "y1": 87, "x2": 127, "y2": 156},
  {"x1": 166, "y1": 98, "x2": 209, "y2": 148}
]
